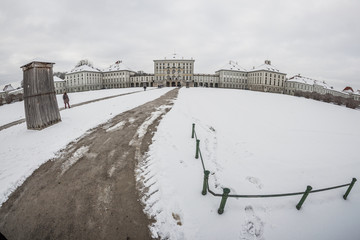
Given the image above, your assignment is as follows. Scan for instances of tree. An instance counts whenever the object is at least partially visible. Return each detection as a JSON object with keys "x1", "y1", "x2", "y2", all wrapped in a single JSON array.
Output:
[
  {"x1": 294, "y1": 90, "x2": 302, "y2": 97},
  {"x1": 310, "y1": 92, "x2": 321, "y2": 101},
  {"x1": 0, "y1": 97, "x2": 3, "y2": 106},
  {"x1": 75, "y1": 59, "x2": 93, "y2": 68},
  {"x1": 333, "y1": 96, "x2": 344, "y2": 105},
  {"x1": 16, "y1": 93, "x2": 23, "y2": 101},
  {"x1": 345, "y1": 98, "x2": 360, "y2": 109},
  {"x1": 322, "y1": 93, "x2": 333, "y2": 103},
  {"x1": 303, "y1": 91, "x2": 311, "y2": 99},
  {"x1": 5, "y1": 94, "x2": 13, "y2": 104},
  {"x1": 53, "y1": 72, "x2": 66, "y2": 79}
]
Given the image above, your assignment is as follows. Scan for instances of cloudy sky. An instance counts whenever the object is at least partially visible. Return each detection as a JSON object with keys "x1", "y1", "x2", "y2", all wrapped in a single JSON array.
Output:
[{"x1": 1, "y1": 0, "x2": 359, "y2": 90}]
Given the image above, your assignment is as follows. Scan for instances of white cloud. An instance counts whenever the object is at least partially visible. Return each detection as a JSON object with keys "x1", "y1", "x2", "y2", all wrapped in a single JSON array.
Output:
[{"x1": 0, "y1": 0, "x2": 359, "y2": 90}]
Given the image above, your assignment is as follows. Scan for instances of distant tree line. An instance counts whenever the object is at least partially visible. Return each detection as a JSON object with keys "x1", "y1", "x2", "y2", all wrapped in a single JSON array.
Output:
[
  {"x1": 294, "y1": 91, "x2": 360, "y2": 109},
  {"x1": 53, "y1": 72, "x2": 66, "y2": 80},
  {"x1": 0, "y1": 71, "x2": 66, "y2": 106},
  {"x1": 0, "y1": 93, "x2": 23, "y2": 106},
  {"x1": 75, "y1": 59, "x2": 93, "y2": 68}
]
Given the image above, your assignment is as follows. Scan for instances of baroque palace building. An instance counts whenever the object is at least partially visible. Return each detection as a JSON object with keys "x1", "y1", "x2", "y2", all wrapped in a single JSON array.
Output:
[
  {"x1": 62, "y1": 53, "x2": 286, "y2": 94},
  {"x1": 154, "y1": 54, "x2": 194, "y2": 87},
  {"x1": 59, "y1": 53, "x2": 358, "y2": 100}
]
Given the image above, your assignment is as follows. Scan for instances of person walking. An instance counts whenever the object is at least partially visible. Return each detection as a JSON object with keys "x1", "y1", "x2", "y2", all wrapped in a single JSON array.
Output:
[
  {"x1": 143, "y1": 85, "x2": 147, "y2": 91},
  {"x1": 63, "y1": 92, "x2": 70, "y2": 109}
]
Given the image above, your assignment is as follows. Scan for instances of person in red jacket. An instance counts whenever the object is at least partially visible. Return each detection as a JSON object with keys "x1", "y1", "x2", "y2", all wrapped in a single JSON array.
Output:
[{"x1": 63, "y1": 92, "x2": 70, "y2": 109}]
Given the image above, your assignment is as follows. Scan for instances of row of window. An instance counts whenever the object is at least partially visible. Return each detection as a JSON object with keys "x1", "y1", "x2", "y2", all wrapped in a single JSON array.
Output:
[
  {"x1": 222, "y1": 84, "x2": 247, "y2": 89},
  {"x1": 248, "y1": 72, "x2": 285, "y2": 79},
  {"x1": 223, "y1": 79, "x2": 247, "y2": 84},
  {"x1": 155, "y1": 62, "x2": 193, "y2": 68},
  {"x1": 104, "y1": 72, "x2": 128, "y2": 76},
  {"x1": 222, "y1": 72, "x2": 247, "y2": 77},
  {"x1": 67, "y1": 79, "x2": 102, "y2": 86},
  {"x1": 67, "y1": 73, "x2": 101, "y2": 79}
]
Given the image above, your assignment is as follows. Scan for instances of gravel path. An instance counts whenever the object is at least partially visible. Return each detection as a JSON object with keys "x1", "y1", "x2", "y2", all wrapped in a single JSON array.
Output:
[{"x1": 0, "y1": 88, "x2": 179, "y2": 240}]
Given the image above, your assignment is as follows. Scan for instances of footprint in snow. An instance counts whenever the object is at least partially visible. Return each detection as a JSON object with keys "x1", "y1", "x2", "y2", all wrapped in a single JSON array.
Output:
[
  {"x1": 246, "y1": 176, "x2": 263, "y2": 189},
  {"x1": 240, "y1": 205, "x2": 265, "y2": 240}
]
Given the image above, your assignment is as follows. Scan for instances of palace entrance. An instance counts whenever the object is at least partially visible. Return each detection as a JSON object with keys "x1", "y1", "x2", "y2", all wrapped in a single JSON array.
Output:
[{"x1": 166, "y1": 81, "x2": 183, "y2": 87}]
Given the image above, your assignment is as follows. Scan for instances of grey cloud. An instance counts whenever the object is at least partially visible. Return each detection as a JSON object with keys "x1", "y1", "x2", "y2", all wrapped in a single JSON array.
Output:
[{"x1": 0, "y1": 0, "x2": 359, "y2": 90}]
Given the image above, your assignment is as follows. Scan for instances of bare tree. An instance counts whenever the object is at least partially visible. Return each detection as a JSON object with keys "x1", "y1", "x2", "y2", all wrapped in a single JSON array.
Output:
[
  {"x1": 16, "y1": 93, "x2": 23, "y2": 102},
  {"x1": 53, "y1": 72, "x2": 66, "y2": 79},
  {"x1": 333, "y1": 96, "x2": 345, "y2": 105},
  {"x1": 294, "y1": 90, "x2": 302, "y2": 97},
  {"x1": 75, "y1": 59, "x2": 93, "y2": 68},
  {"x1": 303, "y1": 91, "x2": 311, "y2": 99},
  {"x1": 322, "y1": 93, "x2": 333, "y2": 103},
  {"x1": 5, "y1": 94, "x2": 13, "y2": 104},
  {"x1": 345, "y1": 98, "x2": 360, "y2": 109},
  {"x1": 310, "y1": 92, "x2": 321, "y2": 101}
]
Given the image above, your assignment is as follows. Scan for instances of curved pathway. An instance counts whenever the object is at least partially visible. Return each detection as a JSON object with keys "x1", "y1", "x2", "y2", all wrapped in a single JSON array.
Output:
[{"x1": 0, "y1": 88, "x2": 178, "y2": 239}]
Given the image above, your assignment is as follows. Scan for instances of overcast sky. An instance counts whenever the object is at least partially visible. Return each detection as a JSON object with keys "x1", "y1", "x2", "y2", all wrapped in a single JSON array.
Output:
[{"x1": 1, "y1": 0, "x2": 359, "y2": 90}]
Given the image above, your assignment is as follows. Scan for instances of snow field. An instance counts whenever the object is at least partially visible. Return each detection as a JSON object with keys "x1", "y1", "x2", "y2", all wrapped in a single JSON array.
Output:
[
  {"x1": 0, "y1": 87, "x2": 172, "y2": 206},
  {"x1": 0, "y1": 87, "x2": 146, "y2": 126},
  {"x1": 138, "y1": 87, "x2": 360, "y2": 239},
  {"x1": 1, "y1": 86, "x2": 359, "y2": 239}
]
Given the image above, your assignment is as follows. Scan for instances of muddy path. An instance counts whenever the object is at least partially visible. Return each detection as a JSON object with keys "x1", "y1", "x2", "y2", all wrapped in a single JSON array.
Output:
[{"x1": 0, "y1": 88, "x2": 179, "y2": 240}]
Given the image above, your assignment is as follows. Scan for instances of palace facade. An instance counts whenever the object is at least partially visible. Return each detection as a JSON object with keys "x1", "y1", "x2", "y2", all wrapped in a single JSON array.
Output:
[
  {"x1": 62, "y1": 54, "x2": 286, "y2": 94},
  {"x1": 59, "y1": 54, "x2": 358, "y2": 100}
]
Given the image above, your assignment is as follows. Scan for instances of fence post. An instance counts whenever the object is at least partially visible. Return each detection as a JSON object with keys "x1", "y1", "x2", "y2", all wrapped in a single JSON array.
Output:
[
  {"x1": 192, "y1": 123, "x2": 195, "y2": 139},
  {"x1": 202, "y1": 170, "x2": 210, "y2": 195},
  {"x1": 195, "y1": 139, "x2": 200, "y2": 159},
  {"x1": 296, "y1": 185, "x2": 312, "y2": 210},
  {"x1": 343, "y1": 178, "x2": 357, "y2": 200},
  {"x1": 218, "y1": 188, "x2": 231, "y2": 214}
]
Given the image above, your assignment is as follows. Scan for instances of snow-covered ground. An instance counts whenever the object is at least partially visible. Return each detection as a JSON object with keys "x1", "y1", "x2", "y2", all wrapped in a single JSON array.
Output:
[
  {"x1": 0, "y1": 88, "x2": 145, "y2": 126},
  {"x1": 138, "y1": 88, "x2": 360, "y2": 239},
  {"x1": 0, "y1": 87, "x2": 171, "y2": 206},
  {"x1": 1, "y1": 87, "x2": 359, "y2": 239}
]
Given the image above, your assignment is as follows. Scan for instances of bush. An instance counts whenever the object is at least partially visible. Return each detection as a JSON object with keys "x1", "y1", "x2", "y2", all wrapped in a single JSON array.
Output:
[
  {"x1": 322, "y1": 93, "x2": 333, "y2": 103},
  {"x1": 5, "y1": 95, "x2": 13, "y2": 104},
  {"x1": 294, "y1": 91, "x2": 302, "y2": 97},
  {"x1": 16, "y1": 93, "x2": 23, "y2": 101},
  {"x1": 310, "y1": 92, "x2": 321, "y2": 101},
  {"x1": 333, "y1": 96, "x2": 345, "y2": 105},
  {"x1": 345, "y1": 98, "x2": 360, "y2": 109},
  {"x1": 303, "y1": 91, "x2": 311, "y2": 99}
]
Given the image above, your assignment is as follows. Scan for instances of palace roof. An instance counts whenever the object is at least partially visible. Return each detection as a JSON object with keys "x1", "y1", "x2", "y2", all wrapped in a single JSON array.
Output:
[
  {"x1": 53, "y1": 76, "x2": 65, "y2": 82},
  {"x1": 288, "y1": 75, "x2": 333, "y2": 89},
  {"x1": 68, "y1": 64, "x2": 101, "y2": 73},
  {"x1": 249, "y1": 61, "x2": 284, "y2": 74},
  {"x1": 3, "y1": 84, "x2": 14, "y2": 92},
  {"x1": 342, "y1": 86, "x2": 354, "y2": 93},
  {"x1": 155, "y1": 53, "x2": 193, "y2": 61},
  {"x1": 102, "y1": 60, "x2": 133, "y2": 72},
  {"x1": 217, "y1": 61, "x2": 247, "y2": 72}
]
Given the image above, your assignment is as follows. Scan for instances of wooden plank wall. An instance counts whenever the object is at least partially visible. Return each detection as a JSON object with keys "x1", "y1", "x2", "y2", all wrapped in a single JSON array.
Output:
[{"x1": 22, "y1": 62, "x2": 61, "y2": 130}]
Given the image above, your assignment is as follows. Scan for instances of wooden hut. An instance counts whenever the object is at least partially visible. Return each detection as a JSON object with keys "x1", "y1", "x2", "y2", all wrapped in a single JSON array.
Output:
[{"x1": 21, "y1": 61, "x2": 61, "y2": 130}]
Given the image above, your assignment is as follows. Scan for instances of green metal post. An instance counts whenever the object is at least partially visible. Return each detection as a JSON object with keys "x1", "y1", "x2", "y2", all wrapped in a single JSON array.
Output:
[
  {"x1": 195, "y1": 139, "x2": 200, "y2": 159},
  {"x1": 218, "y1": 188, "x2": 231, "y2": 214},
  {"x1": 202, "y1": 170, "x2": 210, "y2": 195},
  {"x1": 192, "y1": 123, "x2": 195, "y2": 139},
  {"x1": 343, "y1": 178, "x2": 357, "y2": 200},
  {"x1": 296, "y1": 185, "x2": 312, "y2": 210}
]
